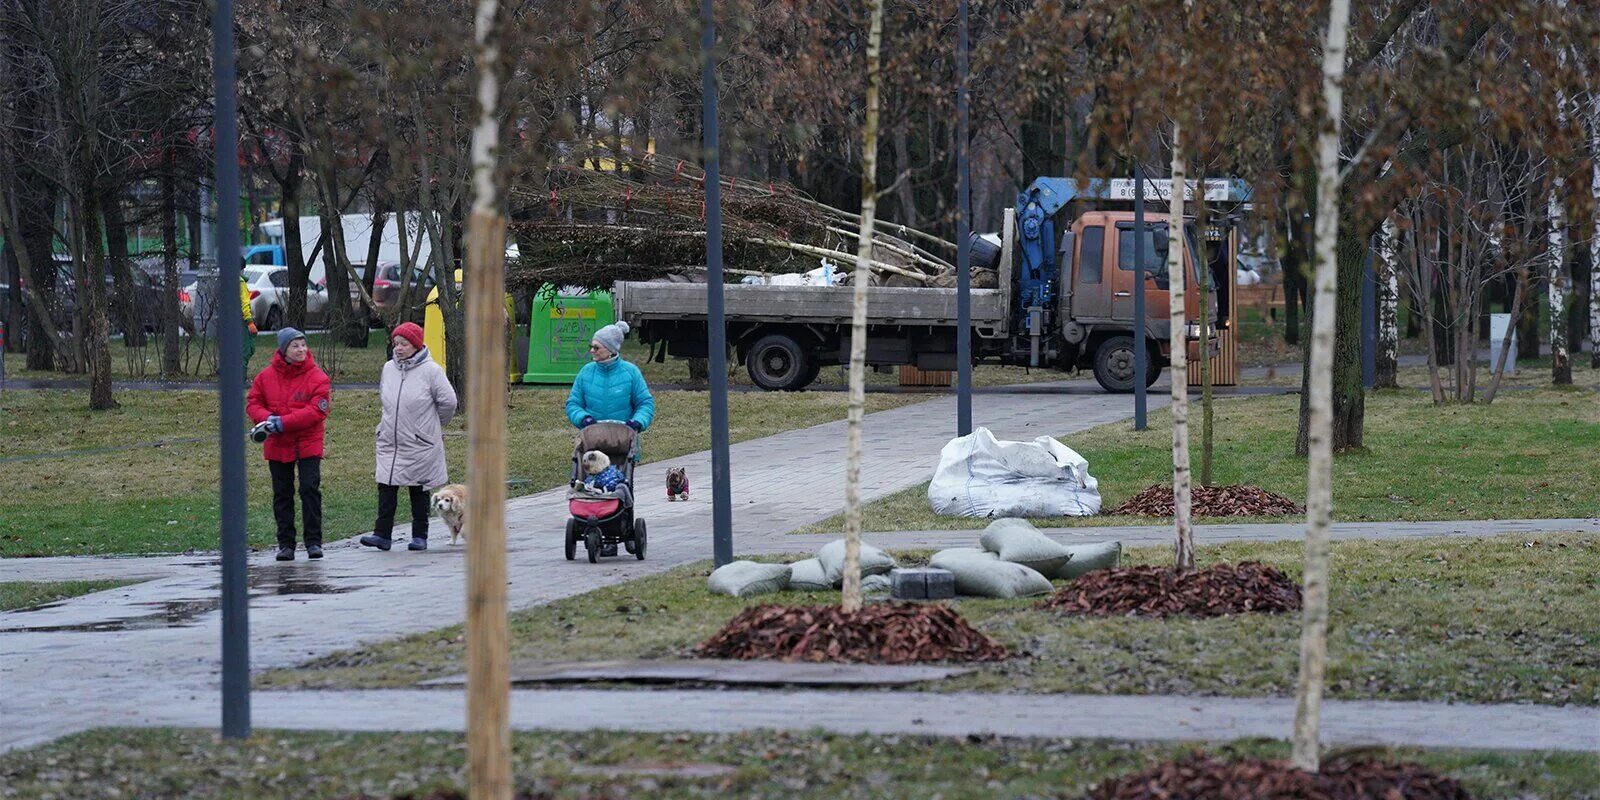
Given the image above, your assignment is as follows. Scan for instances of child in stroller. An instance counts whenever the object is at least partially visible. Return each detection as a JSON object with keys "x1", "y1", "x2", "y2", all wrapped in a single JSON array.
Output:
[{"x1": 565, "y1": 421, "x2": 645, "y2": 562}]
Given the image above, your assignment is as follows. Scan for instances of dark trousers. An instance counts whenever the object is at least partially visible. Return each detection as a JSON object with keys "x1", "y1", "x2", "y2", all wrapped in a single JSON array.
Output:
[
  {"x1": 268, "y1": 457, "x2": 323, "y2": 548},
  {"x1": 374, "y1": 483, "x2": 430, "y2": 541}
]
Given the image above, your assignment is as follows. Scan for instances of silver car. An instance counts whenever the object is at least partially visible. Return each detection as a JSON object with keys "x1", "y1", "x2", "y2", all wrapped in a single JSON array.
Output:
[{"x1": 185, "y1": 266, "x2": 329, "y2": 332}]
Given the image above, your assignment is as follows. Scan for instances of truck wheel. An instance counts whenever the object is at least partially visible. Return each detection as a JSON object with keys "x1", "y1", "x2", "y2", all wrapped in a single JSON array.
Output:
[
  {"x1": 1092, "y1": 336, "x2": 1158, "y2": 393},
  {"x1": 746, "y1": 333, "x2": 816, "y2": 391}
]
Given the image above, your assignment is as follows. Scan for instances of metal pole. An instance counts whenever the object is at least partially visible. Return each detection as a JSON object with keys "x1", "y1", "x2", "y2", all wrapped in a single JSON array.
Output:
[
  {"x1": 1133, "y1": 163, "x2": 1148, "y2": 430},
  {"x1": 703, "y1": 0, "x2": 733, "y2": 567},
  {"x1": 955, "y1": 0, "x2": 972, "y2": 436},
  {"x1": 211, "y1": 0, "x2": 250, "y2": 740}
]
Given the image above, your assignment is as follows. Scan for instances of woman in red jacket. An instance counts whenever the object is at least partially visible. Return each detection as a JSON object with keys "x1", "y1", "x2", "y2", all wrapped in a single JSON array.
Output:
[{"x1": 247, "y1": 328, "x2": 332, "y2": 561}]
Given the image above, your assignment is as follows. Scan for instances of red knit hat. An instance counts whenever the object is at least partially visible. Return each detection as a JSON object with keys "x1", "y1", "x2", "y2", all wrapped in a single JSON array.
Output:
[{"x1": 392, "y1": 322, "x2": 425, "y2": 351}]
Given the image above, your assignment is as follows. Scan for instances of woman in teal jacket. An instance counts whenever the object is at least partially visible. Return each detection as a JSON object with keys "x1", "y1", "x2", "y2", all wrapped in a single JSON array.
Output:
[{"x1": 566, "y1": 320, "x2": 655, "y2": 434}]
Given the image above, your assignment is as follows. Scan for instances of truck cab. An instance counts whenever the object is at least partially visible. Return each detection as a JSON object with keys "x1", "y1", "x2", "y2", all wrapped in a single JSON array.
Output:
[{"x1": 1055, "y1": 210, "x2": 1216, "y2": 391}]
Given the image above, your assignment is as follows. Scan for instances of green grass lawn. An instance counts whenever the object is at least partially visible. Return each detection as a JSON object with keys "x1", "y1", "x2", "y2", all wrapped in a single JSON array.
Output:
[
  {"x1": 0, "y1": 387, "x2": 916, "y2": 557},
  {"x1": 0, "y1": 579, "x2": 135, "y2": 611},
  {"x1": 265, "y1": 533, "x2": 1600, "y2": 707},
  {"x1": 2, "y1": 728, "x2": 1594, "y2": 800},
  {"x1": 1239, "y1": 354, "x2": 1598, "y2": 390},
  {"x1": 804, "y1": 387, "x2": 1600, "y2": 535},
  {"x1": 8, "y1": 329, "x2": 1071, "y2": 390}
]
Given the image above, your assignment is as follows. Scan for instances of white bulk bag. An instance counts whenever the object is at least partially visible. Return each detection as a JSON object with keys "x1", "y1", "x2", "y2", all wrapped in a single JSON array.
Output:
[{"x1": 927, "y1": 427, "x2": 1101, "y2": 518}]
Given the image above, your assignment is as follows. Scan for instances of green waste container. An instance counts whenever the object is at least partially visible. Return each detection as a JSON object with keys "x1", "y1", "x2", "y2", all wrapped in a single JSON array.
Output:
[{"x1": 523, "y1": 288, "x2": 615, "y2": 384}]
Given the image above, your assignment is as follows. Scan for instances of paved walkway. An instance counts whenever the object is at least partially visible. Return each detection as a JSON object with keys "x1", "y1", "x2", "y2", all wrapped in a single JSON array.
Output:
[
  {"x1": 0, "y1": 383, "x2": 1160, "y2": 752},
  {"x1": 101, "y1": 688, "x2": 1600, "y2": 755},
  {"x1": 4, "y1": 381, "x2": 1597, "y2": 757}
]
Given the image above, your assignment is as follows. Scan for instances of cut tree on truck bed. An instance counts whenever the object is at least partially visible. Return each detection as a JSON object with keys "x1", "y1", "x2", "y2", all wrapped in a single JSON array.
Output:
[{"x1": 617, "y1": 177, "x2": 1248, "y2": 392}]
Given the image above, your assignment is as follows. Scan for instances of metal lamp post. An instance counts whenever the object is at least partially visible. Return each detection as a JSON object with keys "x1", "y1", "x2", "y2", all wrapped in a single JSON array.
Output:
[
  {"x1": 211, "y1": 0, "x2": 251, "y2": 739},
  {"x1": 703, "y1": 0, "x2": 733, "y2": 566},
  {"x1": 955, "y1": 0, "x2": 972, "y2": 436}
]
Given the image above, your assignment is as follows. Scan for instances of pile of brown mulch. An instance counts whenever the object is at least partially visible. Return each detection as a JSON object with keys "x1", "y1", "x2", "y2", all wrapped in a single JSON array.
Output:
[
  {"x1": 694, "y1": 602, "x2": 1008, "y2": 664},
  {"x1": 1081, "y1": 754, "x2": 1473, "y2": 799},
  {"x1": 1037, "y1": 562, "x2": 1302, "y2": 618},
  {"x1": 1113, "y1": 484, "x2": 1304, "y2": 517}
]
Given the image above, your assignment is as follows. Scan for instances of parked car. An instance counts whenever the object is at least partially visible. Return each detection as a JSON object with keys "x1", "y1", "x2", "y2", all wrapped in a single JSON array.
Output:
[
  {"x1": 184, "y1": 265, "x2": 329, "y2": 333},
  {"x1": 244, "y1": 266, "x2": 330, "y2": 330},
  {"x1": 353, "y1": 260, "x2": 435, "y2": 324}
]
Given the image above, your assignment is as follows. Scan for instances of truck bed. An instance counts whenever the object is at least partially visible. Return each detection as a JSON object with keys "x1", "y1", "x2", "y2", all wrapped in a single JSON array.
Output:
[{"x1": 615, "y1": 281, "x2": 1008, "y2": 329}]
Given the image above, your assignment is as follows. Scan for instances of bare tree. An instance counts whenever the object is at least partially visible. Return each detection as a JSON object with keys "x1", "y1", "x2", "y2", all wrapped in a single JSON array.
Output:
[
  {"x1": 840, "y1": 0, "x2": 886, "y2": 614},
  {"x1": 1292, "y1": 0, "x2": 1351, "y2": 773}
]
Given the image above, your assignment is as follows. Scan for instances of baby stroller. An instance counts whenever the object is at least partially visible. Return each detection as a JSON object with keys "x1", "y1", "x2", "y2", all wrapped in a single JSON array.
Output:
[{"x1": 565, "y1": 421, "x2": 645, "y2": 563}]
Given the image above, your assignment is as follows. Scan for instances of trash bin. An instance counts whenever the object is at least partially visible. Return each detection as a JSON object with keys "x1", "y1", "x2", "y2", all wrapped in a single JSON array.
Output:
[
  {"x1": 524, "y1": 288, "x2": 614, "y2": 384},
  {"x1": 423, "y1": 269, "x2": 520, "y2": 382},
  {"x1": 1488, "y1": 313, "x2": 1516, "y2": 375}
]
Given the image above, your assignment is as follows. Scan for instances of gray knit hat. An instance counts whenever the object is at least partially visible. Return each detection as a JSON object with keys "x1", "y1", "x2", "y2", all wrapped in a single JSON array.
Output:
[
  {"x1": 276, "y1": 327, "x2": 307, "y2": 355},
  {"x1": 590, "y1": 320, "x2": 630, "y2": 357}
]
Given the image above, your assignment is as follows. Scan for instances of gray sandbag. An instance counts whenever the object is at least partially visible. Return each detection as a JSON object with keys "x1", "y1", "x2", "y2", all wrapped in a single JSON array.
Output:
[
  {"x1": 707, "y1": 561, "x2": 791, "y2": 597},
  {"x1": 787, "y1": 558, "x2": 832, "y2": 592},
  {"x1": 929, "y1": 548, "x2": 1053, "y2": 599},
  {"x1": 1058, "y1": 541, "x2": 1123, "y2": 580},
  {"x1": 861, "y1": 573, "x2": 892, "y2": 594},
  {"x1": 817, "y1": 538, "x2": 899, "y2": 584},
  {"x1": 979, "y1": 518, "x2": 1074, "y2": 576}
]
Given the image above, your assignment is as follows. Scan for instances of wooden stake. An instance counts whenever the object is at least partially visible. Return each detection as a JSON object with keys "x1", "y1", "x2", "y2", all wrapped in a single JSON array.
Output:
[{"x1": 465, "y1": 0, "x2": 511, "y2": 796}]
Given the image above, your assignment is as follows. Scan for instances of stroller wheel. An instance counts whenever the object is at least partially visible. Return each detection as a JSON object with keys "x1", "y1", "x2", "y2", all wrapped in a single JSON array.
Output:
[
  {"x1": 564, "y1": 519, "x2": 577, "y2": 561},
  {"x1": 633, "y1": 518, "x2": 647, "y2": 560},
  {"x1": 585, "y1": 530, "x2": 600, "y2": 564}
]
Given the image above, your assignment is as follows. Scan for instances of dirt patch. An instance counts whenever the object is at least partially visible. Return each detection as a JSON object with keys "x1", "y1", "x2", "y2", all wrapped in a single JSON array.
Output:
[
  {"x1": 694, "y1": 602, "x2": 1008, "y2": 664},
  {"x1": 1038, "y1": 562, "x2": 1302, "y2": 618},
  {"x1": 1081, "y1": 754, "x2": 1472, "y2": 799},
  {"x1": 1113, "y1": 484, "x2": 1304, "y2": 516}
]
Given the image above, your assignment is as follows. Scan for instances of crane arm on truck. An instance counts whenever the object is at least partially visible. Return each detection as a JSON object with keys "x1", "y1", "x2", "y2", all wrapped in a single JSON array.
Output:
[{"x1": 1011, "y1": 176, "x2": 1253, "y2": 320}]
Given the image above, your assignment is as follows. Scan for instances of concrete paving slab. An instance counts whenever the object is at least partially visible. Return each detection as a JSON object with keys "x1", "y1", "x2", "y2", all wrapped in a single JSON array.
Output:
[
  {"x1": 418, "y1": 659, "x2": 971, "y2": 687},
  {"x1": 114, "y1": 688, "x2": 1600, "y2": 754}
]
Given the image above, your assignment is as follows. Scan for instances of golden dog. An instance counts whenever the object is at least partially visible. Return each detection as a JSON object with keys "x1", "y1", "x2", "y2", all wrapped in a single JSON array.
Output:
[{"x1": 431, "y1": 484, "x2": 468, "y2": 545}]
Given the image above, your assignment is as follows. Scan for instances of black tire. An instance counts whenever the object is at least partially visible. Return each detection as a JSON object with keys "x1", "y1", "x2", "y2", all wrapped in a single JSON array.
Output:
[
  {"x1": 746, "y1": 333, "x2": 816, "y2": 391},
  {"x1": 585, "y1": 530, "x2": 600, "y2": 563},
  {"x1": 1092, "y1": 336, "x2": 1159, "y2": 393},
  {"x1": 262, "y1": 306, "x2": 283, "y2": 332},
  {"x1": 633, "y1": 519, "x2": 647, "y2": 561},
  {"x1": 564, "y1": 519, "x2": 577, "y2": 561}
]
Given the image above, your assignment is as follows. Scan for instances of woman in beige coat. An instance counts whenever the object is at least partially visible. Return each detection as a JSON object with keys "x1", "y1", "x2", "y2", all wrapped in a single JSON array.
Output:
[{"x1": 360, "y1": 322, "x2": 458, "y2": 552}]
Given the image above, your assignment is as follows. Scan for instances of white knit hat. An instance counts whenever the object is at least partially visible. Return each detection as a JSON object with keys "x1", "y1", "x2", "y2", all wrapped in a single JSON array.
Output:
[{"x1": 591, "y1": 320, "x2": 630, "y2": 356}]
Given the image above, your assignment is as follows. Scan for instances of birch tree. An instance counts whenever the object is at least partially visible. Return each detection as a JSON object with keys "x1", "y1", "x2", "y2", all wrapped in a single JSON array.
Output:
[
  {"x1": 840, "y1": 0, "x2": 885, "y2": 614},
  {"x1": 1548, "y1": 184, "x2": 1571, "y2": 385},
  {"x1": 1375, "y1": 215, "x2": 1400, "y2": 389},
  {"x1": 1166, "y1": 124, "x2": 1193, "y2": 572},
  {"x1": 1291, "y1": 0, "x2": 1351, "y2": 773},
  {"x1": 1590, "y1": 94, "x2": 1600, "y2": 369}
]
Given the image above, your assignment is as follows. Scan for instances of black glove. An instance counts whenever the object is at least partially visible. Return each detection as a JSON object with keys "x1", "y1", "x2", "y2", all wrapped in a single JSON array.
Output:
[
  {"x1": 626, "y1": 420, "x2": 642, "y2": 432},
  {"x1": 580, "y1": 416, "x2": 597, "y2": 428}
]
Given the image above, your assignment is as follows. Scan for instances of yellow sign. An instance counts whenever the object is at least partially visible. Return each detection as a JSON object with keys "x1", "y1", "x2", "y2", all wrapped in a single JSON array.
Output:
[{"x1": 550, "y1": 307, "x2": 596, "y2": 320}]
